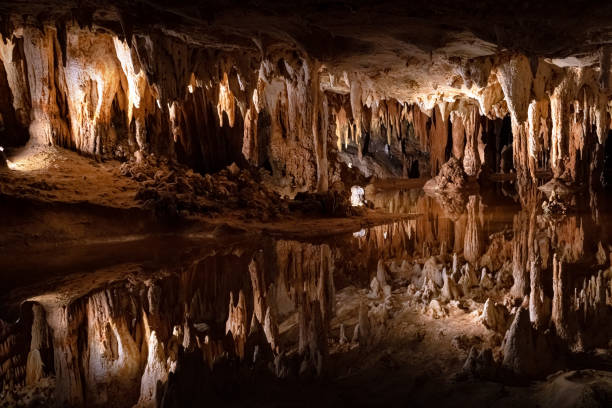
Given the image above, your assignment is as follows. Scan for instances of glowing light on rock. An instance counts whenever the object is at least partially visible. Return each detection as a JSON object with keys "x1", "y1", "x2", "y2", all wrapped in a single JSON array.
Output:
[
  {"x1": 353, "y1": 228, "x2": 366, "y2": 238},
  {"x1": 217, "y1": 72, "x2": 236, "y2": 127},
  {"x1": 252, "y1": 88, "x2": 259, "y2": 111},
  {"x1": 350, "y1": 185, "x2": 365, "y2": 207},
  {"x1": 113, "y1": 37, "x2": 146, "y2": 123},
  {"x1": 237, "y1": 72, "x2": 245, "y2": 91}
]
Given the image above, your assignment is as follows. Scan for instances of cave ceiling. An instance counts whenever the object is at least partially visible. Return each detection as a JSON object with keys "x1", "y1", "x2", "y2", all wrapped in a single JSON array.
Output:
[{"x1": 4, "y1": 0, "x2": 612, "y2": 104}]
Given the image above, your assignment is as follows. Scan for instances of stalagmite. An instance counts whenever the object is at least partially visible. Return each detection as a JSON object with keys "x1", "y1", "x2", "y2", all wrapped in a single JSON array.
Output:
[
  {"x1": 481, "y1": 298, "x2": 509, "y2": 334},
  {"x1": 25, "y1": 350, "x2": 43, "y2": 386},
  {"x1": 358, "y1": 302, "x2": 371, "y2": 347},
  {"x1": 441, "y1": 267, "x2": 462, "y2": 300},
  {"x1": 526, "y1": 99, "x2": 548, "y2": 181},
  {"x1": 338, "y1": 324, "x2": 347, "y2": 345},
  {"x1": 529, "y1": 257, "x2": 551, "y2": 329},
  {"x1": 501, "y1": 308, "x2": 555, "y2": 378}
]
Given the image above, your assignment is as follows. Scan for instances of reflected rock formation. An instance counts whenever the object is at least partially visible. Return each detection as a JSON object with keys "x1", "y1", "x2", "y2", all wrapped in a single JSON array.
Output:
[{"x1": 1, "y1": 2, "x2": 612, "y2": 407}]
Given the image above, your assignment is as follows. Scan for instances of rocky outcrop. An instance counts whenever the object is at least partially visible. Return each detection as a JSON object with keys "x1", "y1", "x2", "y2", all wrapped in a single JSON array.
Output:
[{"x1": 423, "y1": 158, "x2": 469, "y2": 192}]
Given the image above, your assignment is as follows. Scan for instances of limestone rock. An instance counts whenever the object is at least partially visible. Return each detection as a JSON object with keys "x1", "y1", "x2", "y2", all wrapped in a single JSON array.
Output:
[
  {"x1": 423, "y1": 158, "x2": 469, "y2": 192},
  {"x1": 422, "y1": 256, "x2": 444, "y2": 288},
  {"x1": 358, "y1": 302, "x2": 371, "y2": 347},
  {"x1": 501, "y1": 308, "x2": 557, "y2": 378},
  {"x1": 137, "y1": 331, "x2": 168, "y2": 408},
  {"x1": 481, "y1": 298, "x2": 510, "y2": 334},
  {"x1": 441, "y1": 267, "x2": 462, "y2": 301}
]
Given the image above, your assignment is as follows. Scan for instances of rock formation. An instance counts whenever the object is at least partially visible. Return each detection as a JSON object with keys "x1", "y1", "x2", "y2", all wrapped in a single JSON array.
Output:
[{"x1": 2, "y1": 2, "x2": 612, "y2": 407}]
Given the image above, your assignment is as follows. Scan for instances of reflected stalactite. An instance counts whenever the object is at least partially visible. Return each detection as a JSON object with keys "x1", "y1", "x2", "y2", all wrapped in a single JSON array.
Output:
[
  {"x1": 1, "y1": 186, "x2": 612, "y2": 404},
  {"x1": 45, "y1": 305, "x2": 85, "y2": 406},
  {"x1": 3, "y1": 4, "x2": 612, "y2": 407},
  {"x1": 510, "y1": 202, "x2": 537, "y2": 298},
  {"x1": 463, "y1": 195, "x2": 483, "y2": 264},
  {"x1": 528, "y1": 255, "x2": 551, "y2": 330}
]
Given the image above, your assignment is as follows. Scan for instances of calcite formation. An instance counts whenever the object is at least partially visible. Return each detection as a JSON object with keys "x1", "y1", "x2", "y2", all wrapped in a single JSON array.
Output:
[{"x1": 2, "y1": 2, "x2": 612, "y2": 407}]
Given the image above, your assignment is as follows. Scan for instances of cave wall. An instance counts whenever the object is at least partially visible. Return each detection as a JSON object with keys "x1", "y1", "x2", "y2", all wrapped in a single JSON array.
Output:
[{"x1": 2, "y1": 23, "x2": 612, "y2": 196}]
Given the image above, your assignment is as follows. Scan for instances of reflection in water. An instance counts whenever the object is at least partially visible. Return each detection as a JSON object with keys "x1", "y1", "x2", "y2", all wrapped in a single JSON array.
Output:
[{"x1": 1, "y1": 186, "x2": 612, "y2": 406}]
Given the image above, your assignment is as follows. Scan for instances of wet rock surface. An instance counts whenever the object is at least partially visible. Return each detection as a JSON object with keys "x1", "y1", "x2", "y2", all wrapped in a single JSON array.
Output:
[
  {"x1": 1, "y1": 185, "x2": 611, "y2": 407},
  {"x1": 2, "y1": 2, "x2": 612, "y2": 407}
]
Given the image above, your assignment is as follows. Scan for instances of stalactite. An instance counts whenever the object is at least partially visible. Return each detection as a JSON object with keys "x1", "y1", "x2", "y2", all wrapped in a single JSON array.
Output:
[
  {"x1": 451, "y1": 112, "x2": 466, "y2": 160},
  {"x1": 526, "y1": 99, "x2": 549, "y2": 180},
  {"x1": 350, "y1": 74, "x2": 363, "y2": 155},
  {"x1": 64, "y1": 25, "x2": 123, "y2": 155},
  {"x1": 21, "y1": 26, "x2": 70, "y2": 146},
  {"x1": 242, "y1": 102, "x2": 258, "y2": 164},
  {"x1": 217, "y1": 72, "x2": 235, "y2": 128},
  {"x1": 113, "y1": 36, "x2": 149, "y2": 151},
  {"x1": 459, "y1": 102, "x2": 482, "y2": 177},
  {"x1": 0, "y1": 35, "x2": 31, "y2": 129},
  {"x1": 334, "y1": 104, "x2": 349, "y2": 151},
  {"x1": 496, "y1": 55, "x2": 533, "y2": 125},
  {"x1": 312, "y1": 62, "x2": 329, "y2": 192},
  {"x1": 428, "y1": 104, "x2": 449, "y2": 176}
]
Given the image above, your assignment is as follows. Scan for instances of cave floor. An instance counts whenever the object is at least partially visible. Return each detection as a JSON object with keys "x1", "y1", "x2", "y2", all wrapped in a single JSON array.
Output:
[
  {"x1": 0, "y1": 145, "x2": 420, "y2": 251},
  {"x1": 1, "y1": 144, "x2": 138, "y2": 208}
]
